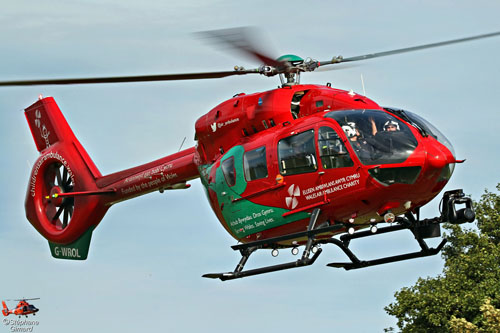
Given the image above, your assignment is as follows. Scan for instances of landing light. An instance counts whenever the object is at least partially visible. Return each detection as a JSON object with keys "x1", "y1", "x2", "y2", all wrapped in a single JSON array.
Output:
[
  {"x1": 384, "y1": 212, "x2": 396, "y2": 223},
  {"x1": 271, "y1": 249, "x2": 279, "y2": 257},
  {"x1": 348, "y1": 227, "x2": 355, "y2": 235},
  {"x1": 291, "y1": 247, "x2": 299, "y2": 255}
]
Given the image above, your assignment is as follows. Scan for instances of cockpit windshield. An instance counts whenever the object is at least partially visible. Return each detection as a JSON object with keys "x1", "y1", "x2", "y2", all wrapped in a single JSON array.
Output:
[
  {"x1": 399, "y1": 109, "x2": 455, "y2": 158},
  {"x1": 325, "y1": 109, "x2": 418, "y2": 165}
]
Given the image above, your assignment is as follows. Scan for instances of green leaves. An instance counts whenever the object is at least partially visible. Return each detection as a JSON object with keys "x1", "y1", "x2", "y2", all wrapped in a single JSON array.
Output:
[{"x1": 385, "y1": 183, "x2": 500, "y2": 332}]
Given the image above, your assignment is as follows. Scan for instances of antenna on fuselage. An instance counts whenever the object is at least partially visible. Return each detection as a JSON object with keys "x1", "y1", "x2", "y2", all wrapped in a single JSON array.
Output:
[
  {"x1": 360, "y1": 74, "x2": 366, "y2": 96},
  {"x1": 178, "y1": 137, "x2": 187, "y2": 152}
]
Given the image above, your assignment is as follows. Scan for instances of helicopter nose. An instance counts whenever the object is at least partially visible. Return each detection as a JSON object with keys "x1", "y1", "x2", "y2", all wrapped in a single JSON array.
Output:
[
  {"x1": 427, "y1": 146, "x2": 447, "y2": 169},
  {"x1": 422, "y1": 139, "x2": 456, "y2": 191},
  {"x1": 425, "y1": 136, "x2": 456, "y2": 169}
]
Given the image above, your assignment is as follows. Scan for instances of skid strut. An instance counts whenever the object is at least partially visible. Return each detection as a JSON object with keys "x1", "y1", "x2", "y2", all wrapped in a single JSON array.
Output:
[{"x1": 203, "y1": 209, "x2": 323, "y2": 281}]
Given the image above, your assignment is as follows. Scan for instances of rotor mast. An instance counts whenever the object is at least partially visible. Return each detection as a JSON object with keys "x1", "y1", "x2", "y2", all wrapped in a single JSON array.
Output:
[{"x1": 276, "y1": 54, "x2": 304, "y2": 87}]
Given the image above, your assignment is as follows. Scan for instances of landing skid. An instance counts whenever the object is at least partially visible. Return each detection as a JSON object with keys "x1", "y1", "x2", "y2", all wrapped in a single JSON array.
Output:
[
  {"x1": 322, "y1": 222, "x2": 447, "y2": 270},
  {"x1": 203, "y1": 189, "x2": 474, "y2": 281}
]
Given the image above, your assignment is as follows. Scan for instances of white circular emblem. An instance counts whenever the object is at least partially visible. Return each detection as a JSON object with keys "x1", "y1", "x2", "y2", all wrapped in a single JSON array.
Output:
[{"x1": 285, "y1": 184, "x2": 300, "y2": 209}]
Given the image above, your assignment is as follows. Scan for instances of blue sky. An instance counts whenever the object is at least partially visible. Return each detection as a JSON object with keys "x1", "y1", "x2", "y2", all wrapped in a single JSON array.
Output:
[{"x1": 1, "y1": 1, "x2": 500, "y2": 332}]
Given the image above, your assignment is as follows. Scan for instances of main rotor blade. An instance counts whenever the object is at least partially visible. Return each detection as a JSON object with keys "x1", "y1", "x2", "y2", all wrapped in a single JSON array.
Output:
[
  {"x1": 320, "y1": 31, "x2": 500, "y2": 66},
  {"x1": 197, "y1": 27, "x2": 283, "y2": 68},
  {"x1": 0, "y1": 69, "x2": 259, "y2": 86}
]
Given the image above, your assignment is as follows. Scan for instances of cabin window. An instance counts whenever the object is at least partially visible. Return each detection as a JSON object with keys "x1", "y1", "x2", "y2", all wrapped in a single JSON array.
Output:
[
  {"x1": 318, "y1": 127, "x2": 354, "y2": 168},
  {"x1": 243, "y1": 146, "x2": 268, "y2": 181},
  {"x1": 278, "y1": 130, "x2": 317, "y2": 175},
  {"x1": 368, "y1": 166, "x2": 421, "y2": 185},
  {"x1": 221, "y1": 157, "x2": 236, "y2": 187}
]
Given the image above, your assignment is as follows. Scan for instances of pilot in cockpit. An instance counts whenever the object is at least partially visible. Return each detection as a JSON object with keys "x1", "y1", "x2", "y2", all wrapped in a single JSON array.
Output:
[
  {"x1": 383, "y1": 120, "x2": 400, "y2": 132},
  {"x1": 369, "y1": 117, "x2": 408, "y2": 156},
  {"x1": 370, "y1": 118, "x2": 400, "y2": 136},
  {"x1": 342, "y1": 122, "x2": 373, "y2": 159}
]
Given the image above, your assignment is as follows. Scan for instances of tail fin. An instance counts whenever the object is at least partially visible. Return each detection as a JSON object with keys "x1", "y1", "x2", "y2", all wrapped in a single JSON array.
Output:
[
  {"x1": 24, "y1": 97, "x2": 108, "y2": 260},
  {"x1": 24, "y1": 97, "x2": 101, "y2": 176},
  {"x1": 2, "y1": 301, "x2": 9, "y2": 316}
]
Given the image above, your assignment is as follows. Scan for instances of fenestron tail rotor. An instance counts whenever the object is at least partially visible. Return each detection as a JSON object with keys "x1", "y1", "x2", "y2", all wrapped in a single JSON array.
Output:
[
  {"x1": 0, "y1": 29, "x2": 499, "y2": 87},
  {"x1": 45, "y1": 163, "x2": 75, "y2": 230}
]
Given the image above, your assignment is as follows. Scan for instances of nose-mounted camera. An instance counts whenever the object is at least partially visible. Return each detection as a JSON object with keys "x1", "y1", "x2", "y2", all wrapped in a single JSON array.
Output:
[{"x1": 441, "y1": 189, "x2": 475, "y2": 224}]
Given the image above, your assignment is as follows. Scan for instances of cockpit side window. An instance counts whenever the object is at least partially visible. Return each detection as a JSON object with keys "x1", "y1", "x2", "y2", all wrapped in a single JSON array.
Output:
[
  {"x1": 243, "y1": 146, "x2": 268, "y2": 181},
  {"x1": 221, "y1": 157, "x2": 236, "y2": 187},
  {"x1": 318, "y1": 127, "x2": 354, "y2": 169},
  {"x1": 278, "y1": 130, "x2": 317, "y2": 175},
  {"x1": 325, "y1": 109, "x2": 418, "y2": 165}
]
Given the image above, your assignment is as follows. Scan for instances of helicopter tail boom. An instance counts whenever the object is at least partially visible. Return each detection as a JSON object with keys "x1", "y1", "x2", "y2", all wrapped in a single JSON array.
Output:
[{"x1": 24, "y1": 97, "x2": 200, "y2": 260}]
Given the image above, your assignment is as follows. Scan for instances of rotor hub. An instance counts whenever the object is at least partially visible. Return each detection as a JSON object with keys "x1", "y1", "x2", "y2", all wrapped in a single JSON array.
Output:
[
  {"x1": 276, "y1": 54, "x2": 304, "y2": 87},
  {"x1": 276, "y1": 54, "x2": 304, "y2": 66},
  {"x1": 48, "y1": 186, "x2": 63, "y2": 206}
]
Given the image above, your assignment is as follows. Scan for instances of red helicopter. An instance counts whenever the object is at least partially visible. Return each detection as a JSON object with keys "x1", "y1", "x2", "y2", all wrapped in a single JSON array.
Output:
[
  {"x1": 2, "y1": 299, "x2": 39, "y2": 318},
  {"x1": 2, "y1": 28, "x2": 498, "y2": 280}
]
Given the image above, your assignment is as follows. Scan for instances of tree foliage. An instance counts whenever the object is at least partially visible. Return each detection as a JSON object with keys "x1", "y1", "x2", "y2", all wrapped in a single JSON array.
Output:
[
  {"x1": 385, "y1": 184, "x2": 500, "y2": 332},
  {"x1": 449, "y1": 299, "x2": 500, "y2": 332}
]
